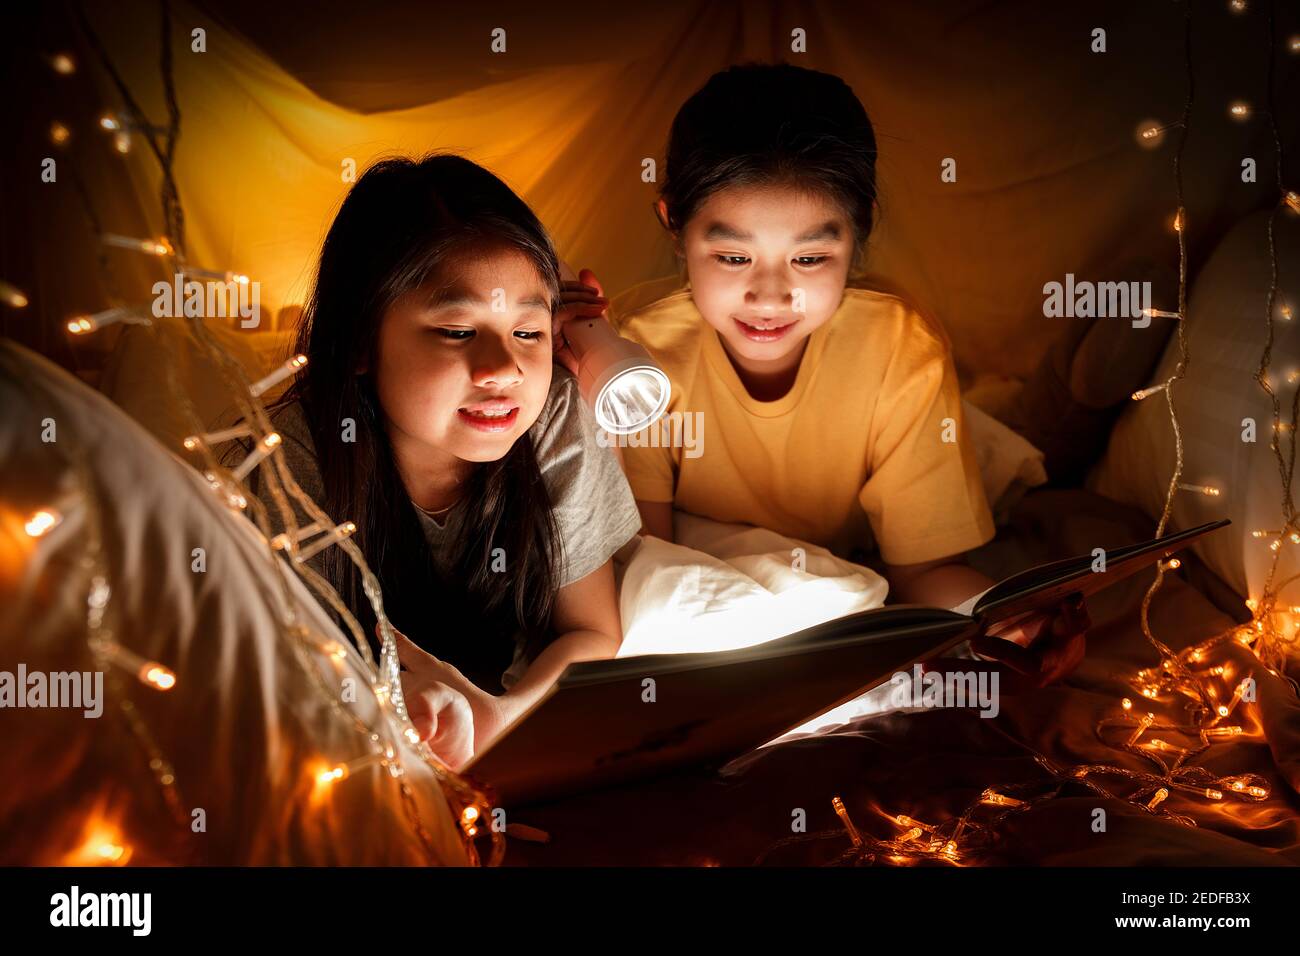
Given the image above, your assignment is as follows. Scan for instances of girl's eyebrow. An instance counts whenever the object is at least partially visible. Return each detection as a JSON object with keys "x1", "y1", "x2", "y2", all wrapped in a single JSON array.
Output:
[
  {"x1": 702, "y1": 221, "x2": 842, "y2": 242},
  {"x1": 425, "y1": 288, "x2": 550, "y2": 311},
  {"x1": 794, "y1": 222, "x2": 842, "y2": 242},
  {"x1": 703, "y1": 222, "x2": 751, "y2": 241}
]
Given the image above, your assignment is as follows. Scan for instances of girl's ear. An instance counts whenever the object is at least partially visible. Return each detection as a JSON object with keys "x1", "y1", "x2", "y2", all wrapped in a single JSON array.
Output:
[{"x1": 652, "y1": 198, "x2": 671, "y2": 232}]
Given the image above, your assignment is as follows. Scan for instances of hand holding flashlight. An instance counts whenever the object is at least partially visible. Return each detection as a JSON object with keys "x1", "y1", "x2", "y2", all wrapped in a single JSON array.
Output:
[
  {"x1": 551, "y1": 261, "x2": 672, "y2": 434},
  {"x1": 553, "y1": 264, "x2": 609, "y2": 377}
]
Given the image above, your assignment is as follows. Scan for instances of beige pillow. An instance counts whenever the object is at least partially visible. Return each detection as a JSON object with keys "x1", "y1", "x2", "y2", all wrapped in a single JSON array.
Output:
[
  {"x1": 0, "y1": 341, "x2": 470, "y2": 864},
  {"x1": 1089, "y1": 209, "x2": 1300, "y2": 603}
]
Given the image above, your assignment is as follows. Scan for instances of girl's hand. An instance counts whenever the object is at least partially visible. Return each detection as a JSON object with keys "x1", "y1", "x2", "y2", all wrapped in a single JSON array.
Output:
[
  {"x1": 920, "y1": 593, "x2": 1089, "y2": 695},
  {"x1": 553, "y1": 265, "x2": 609, "y2": 377},
  {"x1": 404, "y1": 678, "x2": 475, "y2": 770},
  {"x1": 384, "y1": 624, "x2": 510, "y2": 754},
  {"x1": 969, "y1": 592, "x2": 1089, "y2": 692}
]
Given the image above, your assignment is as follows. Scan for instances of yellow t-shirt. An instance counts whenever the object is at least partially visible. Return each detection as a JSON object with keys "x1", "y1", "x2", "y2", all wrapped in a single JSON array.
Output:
[{"x1": 611, "y1": 278, "x2": 995, "y2": 565}]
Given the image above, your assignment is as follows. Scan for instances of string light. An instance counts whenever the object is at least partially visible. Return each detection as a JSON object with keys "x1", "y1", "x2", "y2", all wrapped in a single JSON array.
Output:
[
  {"x1": 980, "y1": 789, "x2": 1026, "y2": 808},
  {"x1": 49, "y1": 121, "x2": 71, "y2": 146},
  {"x1": 0, "y1": 281, "x2": 30, "y2": 308},
  {"x1": 230, "y1": 432, "x2": 282, "y2": 482},
  {"x1": 100, "y1": 233, "x2": 173, "y2": 256},
  {"x1": 1145, "y1": 788, "x2": 1170, "y2": 810},
  {"x1": 49, "y1": 52, "x2": 75, "y2": 74},
  {"x1": 1125, "y1": 712, "x2": 1156, "y2": 747},
  {"x1": 1175, "y1": 482, "x2": 1221, "y2": 496},
  {"x1": 270, "y1": 521, "x2": 325, "y2": 550},
  {"x1": 248, "y1": 354, "x2": 307, "y2": 398},
  {"x1": 183, "y1": 424, "x2": 253, "y2": 450},
  {"x1": 66, "y1": 305, "x2": 151, "y2": 335},
  {"x1": 1135, "y1": 119, "x2": 1181, "y2": 149},
  {"x1": 25, "y1": 508, "x2": 63, "y2": 537},
  {"x1": 315, "y1": 752, "x2": 391, "y2": 788},
  {"x1": 1140, "y1": 307, "x2": 1182, "y2": 320},
  {"x1": 292, "y1": 521, "x2": 358, "y2": 563},
  {"x1": 831, "y1": 796, "x2": 863, "y2": 846},
  {"x1": 88, "y1": 636, "x2": 177, "y2": 692},
  {"x1": 1228, "y1": 100, "x2": 1251, "y2": 120},
  {"x1": 182, "y1": 266, "x2": 252, "y2": 285},
  {"x1": 1131, "y1": 383, "x2": 1167, "y2": 401}
]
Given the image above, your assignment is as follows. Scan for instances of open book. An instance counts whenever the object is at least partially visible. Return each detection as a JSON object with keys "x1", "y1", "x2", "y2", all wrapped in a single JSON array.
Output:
[{"x1": 465, "y1": 518, "x2": 1229, "y2": 806}]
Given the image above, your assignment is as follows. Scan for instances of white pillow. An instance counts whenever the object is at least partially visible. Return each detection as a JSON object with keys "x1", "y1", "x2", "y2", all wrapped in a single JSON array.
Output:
[
  {"x1": 0, "y1": 341, "x2": 469, "y2": 865},
  {"x1": 1089, "y1": 209, "x2": 1300, "y2": 603},
  {"x1": 616, "y1": 511, "x2": 890, "y2": 659}
]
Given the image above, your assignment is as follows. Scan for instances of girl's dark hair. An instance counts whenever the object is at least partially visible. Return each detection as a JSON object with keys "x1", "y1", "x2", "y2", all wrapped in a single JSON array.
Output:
[
  {"x1": 281, "y1": 154, "x2": 562, "y2": 693},
  {"x1": 660, "y1": 63, "x2": 879, "y2": 251}
]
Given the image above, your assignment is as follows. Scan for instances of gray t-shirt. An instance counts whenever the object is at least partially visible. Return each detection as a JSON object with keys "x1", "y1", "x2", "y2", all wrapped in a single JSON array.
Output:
[{"x1": 243, "y1": 367, "x2": 641, "y2": 689}]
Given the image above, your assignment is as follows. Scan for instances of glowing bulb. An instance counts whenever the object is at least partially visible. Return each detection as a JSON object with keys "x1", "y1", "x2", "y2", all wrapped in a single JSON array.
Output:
[
  {"x1": 50, "y1": 121, "x2": 71, "y2": 145},
  {"x1": 981, "y1": 789, "x2": 1026, "y2": 808},
  {"x1": 1205, "y1": 725, "x2": 1242, "y2": 738},
  {"x1": 140, "y1": 664, "x2": 176, "y2": 691},
  {"x1": 50, "y1": 52, "x2": 75, "y2": 74},
  {"x1": 1121, "y1": 697, "x2": 1133, "y2": 710},
  {"x1": 317, "y1": 765, "x2": 346, "y2": 786},
  {"x1": 249, "y1": 354, "x2": 308, "y2": 398},
  {"x1": 1229, "y1": 101, "x2": 1251, "y2": 120},
  {"x1": 1132, "y1": 384, "x2": 1165, "y2": 401},
  {"x1": 0, "y1": 281, "x2": 27, "y2": 308},
  {"x1": 1125, "y1": 712, "x2": 1155, "y2": 747},
  {"x1": 832, "y1": 796, "x2": 864, "y2": 847},
  {"x1": 462, "y1": 806, "x2": 480, "y2": 825},
  {"x1": 1228, "y1": 0, "x2": 1246, "y2": 12},
  {"x1": 24, "y1": 509, "x2": 62, "y2": 537},
  {"x1": 113, "y1": 131, "x2": 131, "y2": 154},
  {"x1": 1286, "y1": 192, "x2": 1300, "y2": 215}
]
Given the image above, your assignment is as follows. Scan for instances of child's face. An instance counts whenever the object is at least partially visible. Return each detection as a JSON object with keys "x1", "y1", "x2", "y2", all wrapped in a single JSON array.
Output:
[
  {"x1": 680, "y1": 184, "x2": 854, "y2": 366},
  {"x1": 373, "y1": 245, "x2": 554, "y2": 468}
]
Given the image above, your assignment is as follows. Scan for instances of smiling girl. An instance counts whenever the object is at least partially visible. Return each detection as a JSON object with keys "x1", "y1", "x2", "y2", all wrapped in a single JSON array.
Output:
[
  {"x1": 596, "y1": 64, "x2": 1087, "y2": 688},
  {"x1": 241, "y1": 155, "x2": 640, "y2": 764}
]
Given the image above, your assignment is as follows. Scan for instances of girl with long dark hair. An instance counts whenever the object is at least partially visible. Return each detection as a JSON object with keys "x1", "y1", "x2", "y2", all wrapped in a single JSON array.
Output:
[{"x1": 243, "y1": 154, "x2": 640, "y2": 765}]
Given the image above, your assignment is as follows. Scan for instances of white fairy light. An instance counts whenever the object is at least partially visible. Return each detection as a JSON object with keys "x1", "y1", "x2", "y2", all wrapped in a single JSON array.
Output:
[
  {"x1": 101, "y1": 233, "x2": 173, "y2": 256},
  {"x1": 249, "y1": 354, "x2": 308, "y2": 398},
  {"x1": 294, "y1": 521, "x2": 358, "y2": 563},
  {"x1": 182, "y1": 424, "x2": 253, "y2": 450},
  {"x1": 66, "y1": 306, "x2": 151, "y2": 335},
  {"x1": 230, "y1": 432, "x2": 282, "y2": 482}
]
